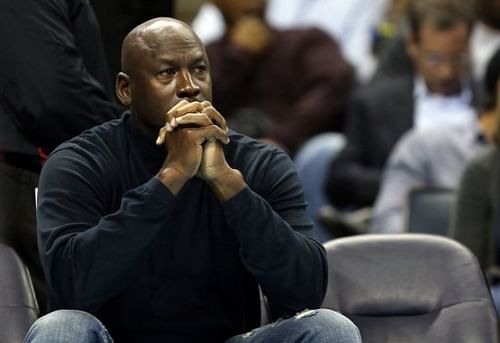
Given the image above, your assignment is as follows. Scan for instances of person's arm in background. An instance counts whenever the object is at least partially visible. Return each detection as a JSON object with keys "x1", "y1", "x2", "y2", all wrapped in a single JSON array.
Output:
[
  {"x1": 325, "y1": 90, "x2": 382, "y2": 208},
  {"x1": 271, "y1": 28, "x2": 354, "y2": 154},
  {"x1": 0, "y1": 0, "x2": 122, "y2": 153},
  {"x1": 370, "y1": 131, "x2": 427, "y2": 233},
  {"x1": 450, "y1": 150, "x2": 495, "y2": 269}
]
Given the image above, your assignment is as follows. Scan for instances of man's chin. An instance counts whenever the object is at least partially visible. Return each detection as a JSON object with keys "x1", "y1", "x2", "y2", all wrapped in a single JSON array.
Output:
[{"x1": 431, "y1": 84, "x2": 461, "y2": 96}]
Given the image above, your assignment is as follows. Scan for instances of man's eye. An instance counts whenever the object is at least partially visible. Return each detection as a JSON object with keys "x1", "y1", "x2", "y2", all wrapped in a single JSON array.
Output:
[
  {"x1": 194, "y1": 65, "x2": 207, "y2": 74},
  {"x1": 159, "y1": 68, "x2": 175, "y2": 77}
]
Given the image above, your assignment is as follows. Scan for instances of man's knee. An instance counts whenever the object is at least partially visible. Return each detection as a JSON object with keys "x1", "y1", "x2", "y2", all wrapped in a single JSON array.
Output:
[
  {"x1": 24, "y1": 310, "x2": 112, "y2": 343},
  {"x1": 291, "y1": 309, "x2": 361, "y2": 343}
]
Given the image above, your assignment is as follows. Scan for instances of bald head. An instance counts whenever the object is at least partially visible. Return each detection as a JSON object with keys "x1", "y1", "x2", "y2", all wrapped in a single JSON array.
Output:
[
  {"x1": 115, "y1": 17, "x2": 212, "y2": 135},
  {"x1": 121, "y1": 17, "x2": 204, "y2": 75}
]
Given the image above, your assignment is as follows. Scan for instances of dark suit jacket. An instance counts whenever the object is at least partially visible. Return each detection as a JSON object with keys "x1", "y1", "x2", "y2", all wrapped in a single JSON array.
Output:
[
  {"x1": 451, "y1": 147, "x2": 500, "y2": 272},
  {"x1": 326, "y1": 76, "x2": 415, "y2": 208},
  {"x1": 0, "y1": 0, "x2": 123, "y2": 154}
]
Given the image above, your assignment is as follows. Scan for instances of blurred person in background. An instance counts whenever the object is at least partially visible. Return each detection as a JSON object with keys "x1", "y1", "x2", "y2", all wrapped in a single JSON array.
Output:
[
  {"x1": 192, "y1": 0, "x2": 388, "y2": 82},
  {"x1": 370, "y1": 48, "x2": 500, "y2": 233},
  {"x1": 0, "y1": 0, "x2": 122, "y2": 312},
  {"x1": 322, "y1": 0, "x2": 475, "y2": 237},
  {"x1": 206, "y1": 0, "x2": 354, "y2": 155},
  {"x1": 450, "y1": 48, "x2": 500, "y2": 314},
  {"x1": 374, "y1": 0, "x2": 500, "y2": 89}
]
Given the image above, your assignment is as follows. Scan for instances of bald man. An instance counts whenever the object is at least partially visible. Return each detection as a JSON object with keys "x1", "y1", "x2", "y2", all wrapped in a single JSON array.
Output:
[{"x1": 24, "y1": 18, "x2": 361, "y2": 343}]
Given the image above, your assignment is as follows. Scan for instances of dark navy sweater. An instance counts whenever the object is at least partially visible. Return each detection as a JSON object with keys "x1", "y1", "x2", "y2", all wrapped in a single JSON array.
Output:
[{"x1": 37, "y1": 112, "x2": 327, "y2": 342}]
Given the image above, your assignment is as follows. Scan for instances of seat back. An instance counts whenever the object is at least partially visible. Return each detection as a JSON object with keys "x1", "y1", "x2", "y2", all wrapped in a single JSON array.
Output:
[
  {"x1": 0, "y1": 242, "x2": 39, "y2": 342},
  {"x1": 406, "y1": 187, "x2": 456, "y2": 236},
  {"x1": 322, "y1": 234, "x2": 498, "y2": 343}
]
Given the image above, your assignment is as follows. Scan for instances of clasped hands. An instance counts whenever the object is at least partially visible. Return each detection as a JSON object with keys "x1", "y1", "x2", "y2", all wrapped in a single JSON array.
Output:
[{"x1": 155, "y1": 100, "x2": 242, "y2": 198}]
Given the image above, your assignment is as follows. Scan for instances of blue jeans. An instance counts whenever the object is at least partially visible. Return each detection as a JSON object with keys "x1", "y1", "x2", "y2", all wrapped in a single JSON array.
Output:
[
  {"x1": 24, "y1": 309, "x2": 361, "y2": 343},
  {"x1": 490, "y1": 284, "x2": 500, "y2": 316}
]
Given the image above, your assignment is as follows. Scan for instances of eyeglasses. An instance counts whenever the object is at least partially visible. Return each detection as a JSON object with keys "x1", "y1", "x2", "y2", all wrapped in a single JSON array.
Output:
[{"x1": 420, "y1": 51, "x2": 469, "y2": 67}]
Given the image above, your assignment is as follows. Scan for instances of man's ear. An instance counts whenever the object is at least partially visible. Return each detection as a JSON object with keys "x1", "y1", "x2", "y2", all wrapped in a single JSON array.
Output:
[
  {"x1": 116, "y1": 72, "x2": 132, "y2": 106},
  {"x1": 496, "y1": 79, "x2": 500, "y2": 108}
]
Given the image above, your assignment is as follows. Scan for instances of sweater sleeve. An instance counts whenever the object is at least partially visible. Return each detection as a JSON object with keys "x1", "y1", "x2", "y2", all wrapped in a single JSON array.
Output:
[
  {"x1": 222, "y1": 149, "x2": 327, "y2": 317},
  {"x1": 37, "y1": 148, "x2": 176, "y2": 310},
  {"x1": 370, "y1": 131, "x2": 428, "y2": 233}
]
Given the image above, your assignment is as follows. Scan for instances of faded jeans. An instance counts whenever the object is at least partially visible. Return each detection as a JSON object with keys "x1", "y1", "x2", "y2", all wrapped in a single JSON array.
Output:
[
  {"x1": 490, "y1": 284, "x2": 500, "y2": 316},
  {"x1": 24, "y1": 309, "x2": 362, "y2": 343}
]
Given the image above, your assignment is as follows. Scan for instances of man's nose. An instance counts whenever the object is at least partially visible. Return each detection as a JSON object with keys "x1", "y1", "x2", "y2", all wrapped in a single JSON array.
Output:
[
  {"x1": 176, "y1": 70, "x2": 201, "y2": 98},
  {"x1": 436, "y1": 62, "x2": 457, "y2": 80}
]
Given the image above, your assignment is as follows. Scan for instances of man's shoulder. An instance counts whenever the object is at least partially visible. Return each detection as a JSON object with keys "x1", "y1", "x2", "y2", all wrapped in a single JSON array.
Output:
[
  {"x1": 346, "y1": 76, "x2": 414, "y2": 128},
  {"x1": 401, "y1": 126, "x2": 459, "y2": 144},
  {"x1": 272, "y1": 26, "x2": 341, "y2": 53},
  {"x1": 394, "y1": 127, "x2": 466, "y2": 157},
  {"x1": 226, "y1": 131, "x2": 299, "y2": 194},
  {"x1": 52, "y1": 113, "x2": 127, "y2": 157},
  {"x1": 356, "y1": 75, "x2": 414, "y2": 101},
  {"x1": 349, "y1": 76, "x2": 415, "y2": 124},
  {"x1": 468, "y1": 146, "x2": 500, "y2": 171},
  {"x1": 227, "y1": 130, "x2": 285, "y2": 158},
  {"x1": 226, "y1": 130, "x2": 292, "y2": 173},
  {"x1": 459, "y1": 146, "x2": 500, "y2": 191},
  {"x1": 277, "y1": 26, "x2": 332, "y2": 40}
]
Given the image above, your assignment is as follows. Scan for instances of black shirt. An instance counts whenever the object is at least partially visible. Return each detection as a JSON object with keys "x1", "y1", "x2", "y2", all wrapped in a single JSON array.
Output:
[
  {"x1": 37, "y1": 113, "x2": 327, "y2": 342},
  {"x1": 0, "y1": 0, "x2": 121, "y2": 154}
]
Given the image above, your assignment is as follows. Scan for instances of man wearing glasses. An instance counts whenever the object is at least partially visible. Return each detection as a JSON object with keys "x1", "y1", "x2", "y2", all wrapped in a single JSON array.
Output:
[{"x1": 324, "y1": 0, "x2": 476, "y2": 232}]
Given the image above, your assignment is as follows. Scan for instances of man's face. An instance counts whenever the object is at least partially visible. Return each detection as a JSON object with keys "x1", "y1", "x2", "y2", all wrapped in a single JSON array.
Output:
[
  {"x1": 126, "y1": 26, "x2": 212, "y2": 134},
  {"x1": 408, "y1": 22, "x2": 470, "y2": 96},
  {"x1": 213, "y1": 0, "x2": 266, "y2": 23}
]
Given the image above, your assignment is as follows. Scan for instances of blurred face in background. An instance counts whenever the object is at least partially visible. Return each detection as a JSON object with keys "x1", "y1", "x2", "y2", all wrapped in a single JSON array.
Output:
[
  {"x1": 408, "y1": 21, "x2": 470, "y2": 96},
  {"x1": 212, "y1": 0, "x2": 267, "y2": 24}
]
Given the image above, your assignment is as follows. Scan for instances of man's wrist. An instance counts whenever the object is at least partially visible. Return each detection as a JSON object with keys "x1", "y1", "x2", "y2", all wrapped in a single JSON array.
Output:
[
  {"x1": 156, "y1": 167, "x2": 190, "y2": 195},
  {"x1": 206, "y1": 168, "x2": 246, "y2": 201}
]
